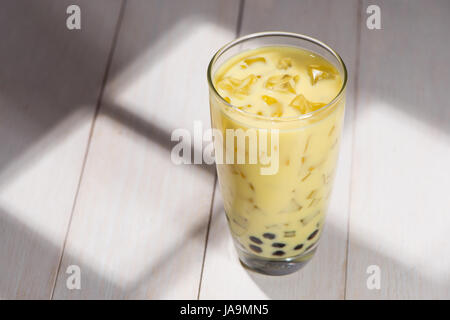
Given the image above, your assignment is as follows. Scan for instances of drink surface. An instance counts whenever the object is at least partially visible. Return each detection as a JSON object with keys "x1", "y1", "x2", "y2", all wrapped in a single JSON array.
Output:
[
  {"x1": 214, "y1": 46, "x2": 342, "y2": 118},
  {"x1": 210, "y1": 46, "x2": 345, "y2": 259}
]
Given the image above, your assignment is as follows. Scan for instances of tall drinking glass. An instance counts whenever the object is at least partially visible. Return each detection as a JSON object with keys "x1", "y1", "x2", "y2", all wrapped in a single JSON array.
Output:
[{"x1": 207, "y1": 32, "x2": 347, "y2": 275}]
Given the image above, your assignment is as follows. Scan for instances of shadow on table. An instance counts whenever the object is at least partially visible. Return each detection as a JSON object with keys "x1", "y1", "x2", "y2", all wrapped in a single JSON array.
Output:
[
  {"x1": 0, "y1": 199, "x2": 218, "y2": 299},
  {"x1": 0, "y1": 0, "x2": 227, "y2": 184},
  {"x1": 223, "y1": 211, "x2": 450, "y2": 299},
  {"x1": 1, "y1": 0, "x2": 450, "y2": 300},
  {"x1": 0, "y1": 0, "x2": 222, "y2": 298},
  {"x1": 2, "y1": 200, "x2": 449, "y2": 299},
  {"x1": 238, "y1": 0, "x2": 450, "y2": 135},
  {"x1": 0, "y1": 206, "x2": 118, "y2": 299},
  {"x1": 1, "y1": 0, "x2": 449, "y2": 189}
]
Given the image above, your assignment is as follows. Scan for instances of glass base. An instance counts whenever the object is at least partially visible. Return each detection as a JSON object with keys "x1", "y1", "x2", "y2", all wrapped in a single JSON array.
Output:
[{"x1": 237, "y1": 243, "x2": 318, "y2": 276}]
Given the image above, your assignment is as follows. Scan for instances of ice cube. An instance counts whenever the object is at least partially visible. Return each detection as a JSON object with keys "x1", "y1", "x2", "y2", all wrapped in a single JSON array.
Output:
[
  {"x1": 216, "y1": 74, "x2": 257, "y2": 97},
  {"x1": 262, "y1": 95, "x2": 283, "y2": 117},
  {"x1": 271, "y1": 106, "x2": 283, "y2": 117},
  {"x1": 289, "y1": 94, "x2": 326, "y2": 114},
  {"x1": 277, "y1": 57, "x2": 292, "y2": 70},
  {"x1": 307, "y1": 64, "x2": 336, "y2": 85},
  {"x1": 265, "y1": 74, "x2": 297, "y2": 94},
  {"x1": 244, "y1": 56, "x2": 266, "y2": 66},
  {"x1": 262, "y1": 95, "x2": 278, "y2": 105}
]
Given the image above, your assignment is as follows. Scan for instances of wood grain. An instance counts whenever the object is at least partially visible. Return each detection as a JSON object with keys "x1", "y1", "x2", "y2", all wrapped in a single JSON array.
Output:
[
  {"x1": 199, "y1": 0, "x2": 360, "y2": 299},
  {"x1": 52, "y1": 0, "x2": 241, "y2": 299},
  {"x1": 0, "y1": 0, "x2": 122, "y2": 299},
  {"x1": 346, "y1": 0, "x2": 450, "y2": 299}
]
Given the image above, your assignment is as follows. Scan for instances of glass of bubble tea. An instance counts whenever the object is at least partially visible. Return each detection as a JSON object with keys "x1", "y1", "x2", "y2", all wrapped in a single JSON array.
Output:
[{"x1": 207, "y1": 32, "x2": 347, "y2": 275}]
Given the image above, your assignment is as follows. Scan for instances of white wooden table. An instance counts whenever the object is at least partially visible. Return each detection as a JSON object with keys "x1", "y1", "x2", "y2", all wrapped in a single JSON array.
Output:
[{"x1": 0, "y1": 0, "x2": 449, "y2": 299}]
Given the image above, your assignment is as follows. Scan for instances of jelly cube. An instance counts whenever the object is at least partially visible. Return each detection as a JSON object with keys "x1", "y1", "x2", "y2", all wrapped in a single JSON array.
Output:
[
  {"x1": 265, "y1": 74, "x2": 297, "y2": 94},
  {"x1": 307, "y1": 64, "x2": 336, "y2": 85},
  {"x1": 216, "y1": 74, "x2": 257, "y2": 97},
  {"x1": 289, "y1": 94, "x2": 326, "y2": 114},
  {"x1": 262, "y1": 95, "x2": 278, "y2": 105},
  {"x1": 244, "y1": 56, "x2": 266, "y2": 66},
  {"x1": 277, "y1": 57, "x2": 292, "y2": 70}
]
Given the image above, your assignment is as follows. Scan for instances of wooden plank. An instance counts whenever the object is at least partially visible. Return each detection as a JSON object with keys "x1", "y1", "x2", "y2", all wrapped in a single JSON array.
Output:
[
  {"x1": 346, "y1": 0, "x2": 450, "y2": 299},
  {"x1": 52, "y1": 0, "x2": 241, "y2": 299},
  {"x1": 0, "y1": 0, "x2": 122, "y2": 299},
  {"x1": 199, "y1": 0, "x2": 359, "y2": 299}
]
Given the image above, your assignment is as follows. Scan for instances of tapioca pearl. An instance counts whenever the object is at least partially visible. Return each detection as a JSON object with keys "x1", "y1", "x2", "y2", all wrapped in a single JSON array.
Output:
[
  {"x1": 272, "y1": 242, "x2": 286, "y2": 248},
  {"x1": 262, "y1": 232, "x2": 276, "y2": 240},
  {"x1": 307, "y1": 229, "x2": 319, "y2": 240},
  {"x1": 294, "y1": 244, "x2": 304, "y2": 250},
  {"x1": 249, "y1": 236, "x2": 263, "y2": 244},
  {"x1": 305, "y1": 243, "x2": 315, "y2": 251},
  {"x1": 272, "y1": 250, "x2": 285, "y2": 256},
  {"x1": 249, "y1": 244, "x2": 262, "y2": 253}
]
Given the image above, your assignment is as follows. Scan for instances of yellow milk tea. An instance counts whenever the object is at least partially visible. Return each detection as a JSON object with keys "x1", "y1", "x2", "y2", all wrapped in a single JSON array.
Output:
[{"x1": 210, "y1": 46, "x2": 344, "y2": 259}]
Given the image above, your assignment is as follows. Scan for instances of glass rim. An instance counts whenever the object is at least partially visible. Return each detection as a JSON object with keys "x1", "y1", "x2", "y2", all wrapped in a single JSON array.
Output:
[{"x1": 207, "y1": 31, "x2": 348, "y2": 121}]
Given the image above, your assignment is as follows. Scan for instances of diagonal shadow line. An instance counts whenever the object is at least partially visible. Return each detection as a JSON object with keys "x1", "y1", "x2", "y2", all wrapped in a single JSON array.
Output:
[
  {"x1": 94, "y1": 0, "x2": 245, "y2": 298},
  {"x1": 101, "y1": 101, "x2": 216, "y2": 176},
  {"x1": 0, "y1": 206, "x2": 122, "y2": 299},
  {"x1": 2, "y1": 199, "x2": 449, "y2": 299},
  {"x1": 120, "y1": 197, "x2": 219, "y2": 298},
  {"x1": 0, "y1": 201, "x2": 217, "y2": 299},
  {"x1": 46, "y1": 0, "x2": 236, "y2": 298},
  {"x1": 1, "y1": 0, "x2": 224, "y2": 298},
  {"x1": 48, "y1": 98, "x2": 218, "y2": 297},
  {"x1": 46, "y1": 98, "x2": 218, "y2": 298},
  {"x1": 199, "y1": 203, "x2": 450, "y2": 299},
  {"x1": 0, "y1": 0, "x2": 235, "y2": 182}
]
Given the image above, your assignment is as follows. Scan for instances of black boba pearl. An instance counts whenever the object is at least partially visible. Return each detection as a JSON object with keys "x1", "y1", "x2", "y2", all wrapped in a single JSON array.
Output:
[
  {"x1": 272, "y1": 250, "x2": 285, "y2": 256},
  {"x1": 249, "y1": 245, "x2": 262, "y2": 253},
  {"x1": 262, "y1": 232, "x2": 276, "y2": 240},
  {"x1": 272, "y1": 242, "x2": 286, "y2": 248},
  {"x1": 294, "y1": 244, "x2": 304, "y2": 250},
  {"x1": 249, "y1": 236, "x2": 263, "y2": 244},
  {"x1": 307, "y1": 229, "x2": 319, "y2": 240}
]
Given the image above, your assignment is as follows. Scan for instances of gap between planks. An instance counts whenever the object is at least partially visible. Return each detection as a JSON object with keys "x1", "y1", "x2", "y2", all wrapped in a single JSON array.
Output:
[
  {"x1": 196, "y1": 0, "x2": 246, "y2": 299},
  {"x1": 49, "y1": 0, "x2": 128, "y2": 300},
  {"x1": 343, "y1": 0, "x2": 363, "y2": 300}
]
